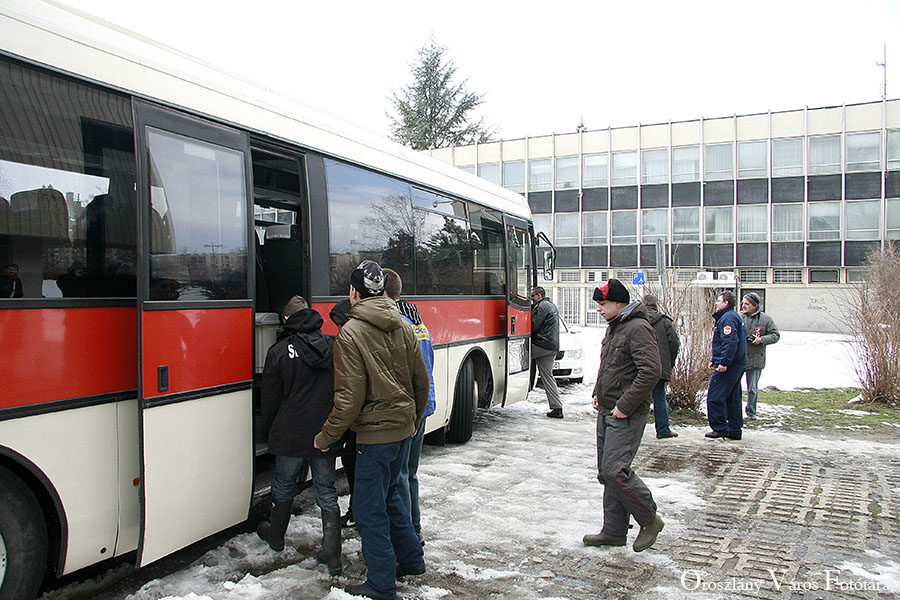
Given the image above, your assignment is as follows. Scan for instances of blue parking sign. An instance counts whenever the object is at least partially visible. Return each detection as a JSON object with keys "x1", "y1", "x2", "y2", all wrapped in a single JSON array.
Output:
[{"x1": 632, "y1": 272, "x2": 645, "y2": 285}]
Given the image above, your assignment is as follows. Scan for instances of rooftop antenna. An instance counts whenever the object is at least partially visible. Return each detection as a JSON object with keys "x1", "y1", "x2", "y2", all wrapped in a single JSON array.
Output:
[{"x1": 877, "y1": 45, "x2": 887, "y2": 100}]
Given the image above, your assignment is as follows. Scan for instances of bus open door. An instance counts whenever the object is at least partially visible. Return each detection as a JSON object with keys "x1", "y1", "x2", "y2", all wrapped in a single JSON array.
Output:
[{"x1": 134, "y1": 102, "x2": 254, "y2": 566}]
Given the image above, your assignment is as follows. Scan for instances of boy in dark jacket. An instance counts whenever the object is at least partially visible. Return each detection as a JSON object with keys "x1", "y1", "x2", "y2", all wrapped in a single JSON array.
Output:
[
  {"x1": 584, "y1": 279, "x2": 664, "y2": 553},
  {"x1": 257, "y1": 295, "x2": 342, "y2": 576},
  {"x1": 642, "y1": 294, "x2": 680, "y2": 439}
]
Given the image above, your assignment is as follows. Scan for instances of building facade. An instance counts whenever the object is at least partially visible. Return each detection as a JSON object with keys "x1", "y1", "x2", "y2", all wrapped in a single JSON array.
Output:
[{"x1": 426, "y1": 99, "x2": 900, "y2": 332}]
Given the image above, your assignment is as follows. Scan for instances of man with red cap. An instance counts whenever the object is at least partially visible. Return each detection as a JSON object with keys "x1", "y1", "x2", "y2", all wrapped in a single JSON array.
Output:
[{"x1": 583, "y1": 279, "x2": 664, "y2": 553}]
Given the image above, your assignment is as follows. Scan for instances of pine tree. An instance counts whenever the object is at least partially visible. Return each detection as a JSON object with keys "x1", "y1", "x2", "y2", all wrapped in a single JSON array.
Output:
[{"x1": 388, "y1": 36, "x2": 495, "y2": 150}]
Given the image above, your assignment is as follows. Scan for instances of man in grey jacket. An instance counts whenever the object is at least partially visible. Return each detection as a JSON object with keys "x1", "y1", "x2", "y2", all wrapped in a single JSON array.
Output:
[
  {"x1": 531, "y1": 286, "x2": 563, "y2": 418},
  {"x1": 741, "y1": 292, "x2": 780, "y2": 419}
]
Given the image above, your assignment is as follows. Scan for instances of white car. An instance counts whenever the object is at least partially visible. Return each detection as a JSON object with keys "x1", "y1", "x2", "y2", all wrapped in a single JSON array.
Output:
[{"x1": 552, "y1": 319, "x2": 584, "y2": 383}]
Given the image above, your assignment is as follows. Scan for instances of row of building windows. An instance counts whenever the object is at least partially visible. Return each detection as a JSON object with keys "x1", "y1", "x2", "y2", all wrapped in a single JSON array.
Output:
[
  {"x1": 533, "y1": 199, "x2": 900, "y2": 246},
  {"x1": 461, "y1": 131, "x2": 900, "y2": 193}
]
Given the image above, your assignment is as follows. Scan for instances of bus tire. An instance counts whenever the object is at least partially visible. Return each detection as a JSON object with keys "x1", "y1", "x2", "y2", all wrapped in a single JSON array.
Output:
[
  {"x1": 0, "y1": 466, "x2": 48, "y2": 600},
  {"x1": 447, "y1": 358, "x2": 476, "y2": 444}
]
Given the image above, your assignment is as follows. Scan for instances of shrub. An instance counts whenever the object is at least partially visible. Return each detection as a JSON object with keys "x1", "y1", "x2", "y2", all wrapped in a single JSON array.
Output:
[{"x1": 845, "y1": 245, "x2": 900, "y2": 407}]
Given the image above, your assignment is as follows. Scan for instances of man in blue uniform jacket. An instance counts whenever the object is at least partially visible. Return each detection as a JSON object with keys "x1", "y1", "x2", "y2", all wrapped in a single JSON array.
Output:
[{"x1": 705, "y1": 290, "x2": 747, "y2": 440}]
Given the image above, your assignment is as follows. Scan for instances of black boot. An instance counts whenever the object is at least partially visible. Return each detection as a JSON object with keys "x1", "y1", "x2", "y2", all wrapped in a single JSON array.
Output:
[
  {"x1": 257, "y1": 499, "x2": 292, "y2": 551},
  {"x1": 316, "y1": 510, "x2": 343, "y2": 575}
]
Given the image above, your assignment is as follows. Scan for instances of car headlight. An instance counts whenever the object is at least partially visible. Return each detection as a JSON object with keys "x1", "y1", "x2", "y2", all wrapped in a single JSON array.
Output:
[{"x1": 568, "y1": 348, "x2": 583, "y2": 360}]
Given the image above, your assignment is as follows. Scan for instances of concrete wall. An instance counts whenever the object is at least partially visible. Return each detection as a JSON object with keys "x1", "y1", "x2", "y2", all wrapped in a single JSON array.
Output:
[{"x1": 762, "y1": 286, "x2": 856, "y2": 334}]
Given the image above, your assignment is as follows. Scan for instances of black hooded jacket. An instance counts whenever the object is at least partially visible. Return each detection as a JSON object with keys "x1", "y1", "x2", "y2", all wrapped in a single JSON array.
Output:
[{"x1": 261, "y1": 308, "x2": 337, "y2": 457}]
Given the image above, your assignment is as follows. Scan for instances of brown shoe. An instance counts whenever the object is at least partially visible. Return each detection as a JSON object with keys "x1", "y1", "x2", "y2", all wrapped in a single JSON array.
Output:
[
  {"x1": 583, "y1": 531, "x2": 627, "y2": 547},
  {"x1": 656, "y1": 432, "x2": 678, "y2": 439}
]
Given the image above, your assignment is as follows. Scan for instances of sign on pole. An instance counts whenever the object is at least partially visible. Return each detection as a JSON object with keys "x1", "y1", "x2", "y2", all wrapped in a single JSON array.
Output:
[{"x1": 632, "y1": 272, "x2": 645, "y2": 286}]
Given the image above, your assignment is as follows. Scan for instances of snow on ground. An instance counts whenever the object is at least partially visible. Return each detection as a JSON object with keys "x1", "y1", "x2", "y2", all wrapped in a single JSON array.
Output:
[{"x1": 40, "y1": 327, "x2": 879, "y2": 600}]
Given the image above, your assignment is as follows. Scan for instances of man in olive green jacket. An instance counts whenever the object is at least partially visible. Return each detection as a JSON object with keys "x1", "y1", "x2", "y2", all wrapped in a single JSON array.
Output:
[
  {"x1": 584, "y1": 279, "x2": 664, "y2": 554},
  {"x1": 315, "y1": 260, "x2": 429, "y2": 600}
]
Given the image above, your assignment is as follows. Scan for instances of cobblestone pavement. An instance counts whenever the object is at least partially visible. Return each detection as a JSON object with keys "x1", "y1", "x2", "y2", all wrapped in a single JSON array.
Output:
[{"x1": 538, "y1": 428, "x2": 900, "y2": 600}]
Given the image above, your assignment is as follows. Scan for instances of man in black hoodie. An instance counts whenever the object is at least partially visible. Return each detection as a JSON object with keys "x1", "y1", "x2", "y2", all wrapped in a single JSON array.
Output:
[{"x1": 257, "y1": 295, "x2": 342, "y2": 576}]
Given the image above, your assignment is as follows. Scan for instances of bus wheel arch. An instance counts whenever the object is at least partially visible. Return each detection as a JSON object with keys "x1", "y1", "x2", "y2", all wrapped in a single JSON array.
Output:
[
  {"x1": 446, "y1": 349, "x2": 492, "y2": 444},
  {"x1": 0, "y1": 463, "x2": 50, "y2": 600}
]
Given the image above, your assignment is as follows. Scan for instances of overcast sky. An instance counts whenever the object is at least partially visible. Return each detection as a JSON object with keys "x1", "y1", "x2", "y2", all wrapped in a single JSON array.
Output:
[{"x1": 61, "y1": 0, "x2": 899, "y2": 141}]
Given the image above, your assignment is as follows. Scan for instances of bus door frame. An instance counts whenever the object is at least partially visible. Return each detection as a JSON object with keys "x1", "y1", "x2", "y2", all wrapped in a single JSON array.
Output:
[
  {"x1": 502, "y1": 215, "x2": 534, "y2": 406},
  {"x1": 133, "y1": 101, "x2": 255, "y2": 567}
]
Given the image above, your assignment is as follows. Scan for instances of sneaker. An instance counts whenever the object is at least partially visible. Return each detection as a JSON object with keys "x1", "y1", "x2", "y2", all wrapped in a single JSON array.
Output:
[
  {"x1": 341, "y1": 511, "x2": 356, "y2": 528},
  {"x1": 344, "y1": 582, "x2": 396, "y2": 600},
  {"x1": 656, "y1": 432, "x2": 678, "y2": 439},
  {"x1": 582, "y1": 531, "x2": 627, "y2": 547},
  {"x1": 633, "y1": 515, "x2": 664, "y2": 552},
  {"x1": 704, "y1": 431, "x2": 728, "y2": 439},
  {"x1": 546, "y1": 408, "x2": 564, "y2": 419},
  {"x1": 396, "y1": 561, "x2": 426, "y2": 578}
]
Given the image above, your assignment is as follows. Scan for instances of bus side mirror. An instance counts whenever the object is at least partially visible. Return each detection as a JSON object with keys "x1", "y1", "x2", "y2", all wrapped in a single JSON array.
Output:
[{"x1": 542, "y1": 249, "x2": 554, "y2": 281}]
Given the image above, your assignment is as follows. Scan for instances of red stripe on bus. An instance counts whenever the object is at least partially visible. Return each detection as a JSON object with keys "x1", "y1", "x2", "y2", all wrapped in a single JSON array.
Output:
[
  {"x1": 314, "y1": 298, "x2": 531, "y2": 343},
  {"x1": 1, "y1": 307, "x2": 137, "y2": 409},
  {"x1": 141, "y1": 308, "x2": 252, "y2": 398}
]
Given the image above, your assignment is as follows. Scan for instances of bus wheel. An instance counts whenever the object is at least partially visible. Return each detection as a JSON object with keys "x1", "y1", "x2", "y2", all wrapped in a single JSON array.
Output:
[
  {"x1": 0, "y1": 467, "x2": 48, "y2": 600},
  {"x1": 447, "y1": 358, "x2": 476, "y2": 443}
]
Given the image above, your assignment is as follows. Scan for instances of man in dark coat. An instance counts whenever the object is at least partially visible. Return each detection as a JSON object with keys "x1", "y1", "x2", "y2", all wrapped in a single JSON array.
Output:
[
  {"x1": 531, "y1": 286, "x2": 563, "y2": 418},
  {"x1": 740, "y1": 292, "x2": 780, "y2": 419},
  {"x1": 258, "y1": 295, "x2": 342, "y2": 576},
  {"x1": 643, "y1": 294, "x2": 680, "y2": 439},
  {"x1": 1, "y1": 263, "x2": 23, "y2": 298},
  {"x1": 705, "y1": 291, "x2": 748, "y2": 440},
  {"x1": 583, "y1": 279, "x2": 664, "y2": 553}
]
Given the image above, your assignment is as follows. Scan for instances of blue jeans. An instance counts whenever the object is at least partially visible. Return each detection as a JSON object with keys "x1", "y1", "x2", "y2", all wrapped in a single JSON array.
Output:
[
  {"x1": 398, "y1": 417, "x2": 426, "y2": 533},
  {"x1": 355, "y1": 437, "x2": 424, "y2": 596},
  {"x1": 744, "y1": 368, "x2": 762, "y2": 416},
  {"x1": 271, "y1": 455, "x2": 339, "y2": 514},
  {"x1": 651, "y1": 380, "x2": 671, "y2": 435}
]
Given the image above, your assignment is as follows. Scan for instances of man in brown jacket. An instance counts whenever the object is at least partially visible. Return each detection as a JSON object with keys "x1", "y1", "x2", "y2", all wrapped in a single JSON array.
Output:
[
  {"x1": 314, "y1": 260, "x2": 430, "y2": 600},
  {"x1": 583, "y1": 279, "x2": 665, "y2": 553}
]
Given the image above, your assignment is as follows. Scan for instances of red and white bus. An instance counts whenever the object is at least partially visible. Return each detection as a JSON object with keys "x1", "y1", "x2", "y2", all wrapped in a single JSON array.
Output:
[{"x1": 0, "y1": 1, "x2": 545, "y2": 597}]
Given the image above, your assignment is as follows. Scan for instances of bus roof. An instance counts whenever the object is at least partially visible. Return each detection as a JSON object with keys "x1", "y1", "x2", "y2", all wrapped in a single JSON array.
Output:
[{"x1": 0, "y1": 0, "x2": 532, "y2": 220}]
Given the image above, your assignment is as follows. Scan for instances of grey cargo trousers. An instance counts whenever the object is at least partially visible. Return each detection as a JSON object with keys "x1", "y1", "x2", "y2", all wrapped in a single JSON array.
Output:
[
  {"x1": 531, "y1": 344, "x2": 562, "y2": 410},
  {"x1": 596, "y1": 411, "x2": 657, "y2": 535}
]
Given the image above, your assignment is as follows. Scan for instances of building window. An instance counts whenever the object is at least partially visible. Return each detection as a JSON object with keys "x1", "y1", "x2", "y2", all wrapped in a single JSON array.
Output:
[
  {"x1": 772, "y1": 138, "x2": 803, "y2": 177},
  {"x1": 558, "y1": 287, "x2": 582, "y2": 325},
  {"x1": 888, "y1": 199, "x2": 900, "y2": 239},
  {"x1": 738, "y1": 204, "x2": 767, "y2": 241},
  {"x1": 888, "y1": 130, "x2": 900, "y2": 171},
  {"x1": 672, "y1": 145, "x2": 700, "y2": 182},
  {"x1": 555, "y1": 212, "x2": 580, "y2": 245},
  {"x1": 611, "y1": 210, "x2": 637, "y2": 244},
  {"x1": 738, "y1": 141, "x2": 767, "y2": 179},
  {"x1": 529, "y1": 158, "x2": 551, "y2": 192},
  {"x1": 559, "y1": 270, "x2": 581, "y2": 283},
  {"x1": 809, "y1": 269, "x2": 839, "y2": 283},
  {"x1": 847, "y1": 268, "x2": 867, "y2": 283},
  {"x1": 672, "y1": 207, "x2": 700, "y2": 242},
  {"x1": 641, "y1": 148, "x2": 668, "y2": 184},
  {"x1": 458, "y1": 164, "x2": 475, "y2": 175},
  {"x1": 740, "y1": 269, "x2": 767, "y2": 284},
  {"x1": 556, "y1": 156, "x2": 579, "y2": 190},
  {"x1": 846, "y1": 132, "x2": 881, "y2": 172},
  {"x1": 773, "y1": 269, "x2": 803, "y2": 284},
  {"x1": 582, "y1": 211, "x2": 607, "y2": 245},
  {"x1": 503, "y1": 161, "x2": 525, "y2": 193},
  {"x1": 583, "y1": 153, "x2": 608, "y2": 188},
  {"x1": 808, "y1": 201, "x2": 840, "y2": 240},
  {"x1": 586, "y1": 270, "x2": 608, "y2": 282},
  {"x1": 533, "y1": 213, "x2": 552, "y2": 240},
  {"x1": 478, "y1": 162, "x2": 500, "y2": 185},
  {"x1": 586, "y1": 307, "x2": 601, "y2": 325},
  {"x1": 612, "y1": 151, "x2": 637, "y2": 186},
  {"x1": 705, "y1": 206, "x2": 733, "y2": 242},
  {"x1": 809, "y1": 135, "x2": 841, "y2": 175},
  {"x1": 675, "y1": 269, "x2": 696, "y2": 283},
  {"x1": 705, "y1": 143, "x2": 733, "y2": 181},
  {"x1": 641, "y1": 208, "x2": 668, "y2": 243},
  {"x1": 845, "y1": 200, "x2": 880, "y2": 239},
  {"x1": 772, "y1": 203, "x2": 803, "y2": 241}
]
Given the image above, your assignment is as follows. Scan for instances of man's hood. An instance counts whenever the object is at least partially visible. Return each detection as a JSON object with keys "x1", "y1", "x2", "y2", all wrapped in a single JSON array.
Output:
[{"x1": 350, "y1": 296, "x2": 404, "y2": 333}]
